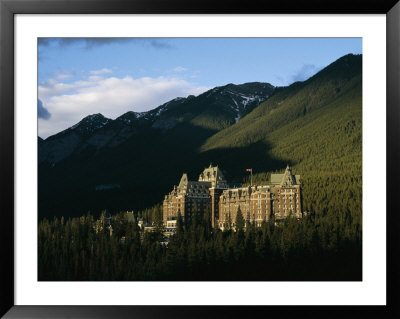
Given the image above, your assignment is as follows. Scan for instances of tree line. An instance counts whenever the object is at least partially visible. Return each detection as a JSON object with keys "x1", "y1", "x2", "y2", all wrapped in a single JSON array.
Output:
[{"x1": 39, "y1": 204, "x2": 361, "y2": 281}]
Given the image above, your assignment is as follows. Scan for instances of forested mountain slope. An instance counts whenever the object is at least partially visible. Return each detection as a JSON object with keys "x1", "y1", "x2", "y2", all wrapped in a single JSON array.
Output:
[
  {"x1": 38, "y1": 82, "x2": 274, "y2": 219},
  {"x1": 201, "y1": 53, "x2": 362, "y2": 221},
  {"x1": 38, "y1": 54, "x2": 363, "y2": 281},
  {"x1": 38, "y1": 54, "x2": 362, "y2": 223}
]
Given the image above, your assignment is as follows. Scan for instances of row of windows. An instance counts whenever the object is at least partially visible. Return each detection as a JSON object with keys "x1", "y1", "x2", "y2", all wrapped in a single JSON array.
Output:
[
  {"x1": 222, "y1": 196, "x2": 303, "y2": 204},
  {"x1": 218, "y1": 218, "x2": 270, "y2": 228},
  {"x1": 278, "y1": 205, "x2": 300, "y2": 209},
  {"x1": 279, "y1": 189, "x2": 299, "y2": 193}
]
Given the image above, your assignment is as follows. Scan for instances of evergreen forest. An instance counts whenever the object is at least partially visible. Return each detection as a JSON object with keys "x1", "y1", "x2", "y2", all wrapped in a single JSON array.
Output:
[
  {"x1": 39, "y1": 207, "x2": 361, "y2": 281},
  {"x1": 38, "y1": 54, "x2": 363, "y2": 281}
]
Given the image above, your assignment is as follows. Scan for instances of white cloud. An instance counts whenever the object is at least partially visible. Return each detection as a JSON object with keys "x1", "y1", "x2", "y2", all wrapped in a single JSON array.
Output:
[
  {"x1": 90, "y1": 68, "x2": 112, "y2": 75},
  {"x1": 39, "y1": 78, "x2": 93, "y2": 100},
  {"x1": 38, "y1": 73, "x2": 210, "y2": 138},
  {"x1": 291, "y1": 64, "x2": 322, "y2": 83},
  {"x1": 54, "y1": 71, "x2": 73, "y2": 80},
  {"x1": 87, "y1": 75, "x2": 104, "y2": 82},
  {"x1": 172, "y1": 66, "x2": 187, "y2": 72}
]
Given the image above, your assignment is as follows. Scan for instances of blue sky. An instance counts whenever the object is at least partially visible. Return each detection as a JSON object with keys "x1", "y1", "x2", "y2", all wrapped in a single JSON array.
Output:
[{"x1": 38, "y1": 38, "x2": 362, "y2": 138}]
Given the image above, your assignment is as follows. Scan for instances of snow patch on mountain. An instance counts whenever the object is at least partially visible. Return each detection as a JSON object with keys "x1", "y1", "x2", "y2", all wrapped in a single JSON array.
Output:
[
  {"x1": 219, "y1": 88, "x2": 271, "y2": 118},
  {"x1": 71, "y1": 113, "x2": 112, "y2": 134},
  {"x1": 40, "y1": 82, "x2": 275, "y2": 164}
]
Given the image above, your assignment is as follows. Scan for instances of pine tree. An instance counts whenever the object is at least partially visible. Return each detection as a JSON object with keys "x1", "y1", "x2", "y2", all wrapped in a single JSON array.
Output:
[
  {"x1": 235, "y1": 206, "x2": 245, "y2": 232},
  {"x1": 226, "y1": 213, "x2": 232, "y2": 232},
  {"x1": 153, "y1": 209, "x2": 165, "y2": 240},
  {"x1": 176, "y1": 210, "x2": 184, "y2": 237}
]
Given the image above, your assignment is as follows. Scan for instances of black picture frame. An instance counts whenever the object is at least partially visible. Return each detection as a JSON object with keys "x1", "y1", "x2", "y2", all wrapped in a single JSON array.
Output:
[{"x1": 1, "y1": 0, "x2": 399, "y2": 318}]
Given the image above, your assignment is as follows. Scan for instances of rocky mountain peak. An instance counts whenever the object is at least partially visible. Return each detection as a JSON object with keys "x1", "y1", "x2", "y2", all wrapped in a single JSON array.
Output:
[{"x1": 70, "y1": 113, "x2": 112, "y2": 134}]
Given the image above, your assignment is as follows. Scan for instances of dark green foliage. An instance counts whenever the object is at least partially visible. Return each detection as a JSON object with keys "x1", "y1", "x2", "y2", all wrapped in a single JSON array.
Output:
[
  {"x1": 153, "y1": 211, "x2": 165, "y2": 241},
  {"x1": 202, "y1": 54, "x2": 362, "y2": 230},
  {"x1": 38, "y1": 55, "x2": 361, "y2": 221},
  {"x1": 235, "y1": 207, "x2": 245, "y2": 232},
  {"x1": 176, "y1": 211, "x2": 184, "y2": 238},
  {"x1": 38, "y1": 54, "x2": 363, "y2": 281},
  {"x1": 39, "y1": 208, "x2": 361, "y2": 281},
  {"x1": 138, "y1": 204, "x2": 162, "y2": 224},
  {"x1": 38, "y1": 83, "x2": 274, "y2": 220}
]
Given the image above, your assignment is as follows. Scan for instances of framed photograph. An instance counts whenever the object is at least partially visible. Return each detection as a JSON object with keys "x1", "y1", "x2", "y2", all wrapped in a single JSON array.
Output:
[{"x1": 1, "y1": 0, "x2": 399, "y2": 318}]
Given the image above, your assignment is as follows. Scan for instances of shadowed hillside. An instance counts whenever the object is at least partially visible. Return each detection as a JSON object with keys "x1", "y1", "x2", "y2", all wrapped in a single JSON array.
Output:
[
  {"x1": 38, "y1": 54, "x2": 363, "y2": 282},
  {"x1": 39, "y1": 54, "x2": 362, "y2": 224},
  {"x1": 201, "y1": 54, "x2": 362, "y2": 221}
]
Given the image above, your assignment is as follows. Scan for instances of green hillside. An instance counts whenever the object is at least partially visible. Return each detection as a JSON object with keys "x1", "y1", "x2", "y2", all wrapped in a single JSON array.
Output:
[
  {"x1": 38, "y1": 54, "x2": 362, "y2": 226},
  {"x1": 201, "y1": 54, "x2": 362, "y2": 223},
  {"x1": 38, "y1": 54, "x2": 363, "y2": 281},
  {"x1": 38, "y1": 82, "x2": 275, "y2": 219},
  {"x1": 202, "y1": 54, "x2": 361, "y2": 151}
]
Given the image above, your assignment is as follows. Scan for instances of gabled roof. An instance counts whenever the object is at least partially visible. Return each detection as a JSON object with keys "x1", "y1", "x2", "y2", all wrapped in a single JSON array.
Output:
[
  {"x1": 178, "y1": 173, "x2": 189, "y2": 189},
  {"x1": 198, "y1": 164, "x2": 228, "y2": 188},
  {"x1": 270, "y1": 165, "x2": 300, "y2": 186},
  {"x1": 176, "y1": 173, "x2": 211, "y2": 196},
  {"x1": 271, "y1": 174, "x2": 284, "y2": 184}
]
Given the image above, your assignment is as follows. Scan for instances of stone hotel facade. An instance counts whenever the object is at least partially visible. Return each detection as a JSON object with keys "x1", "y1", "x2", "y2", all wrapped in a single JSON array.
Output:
[{"x1": 163, "y1": 164, "x2": 302, "y2": 231}]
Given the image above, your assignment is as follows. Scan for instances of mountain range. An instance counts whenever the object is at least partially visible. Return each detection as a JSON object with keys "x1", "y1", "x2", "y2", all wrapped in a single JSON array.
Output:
[
  {"x1": 39, "y1": 54, "x2": 362, "y2": 220},
  {"x1": 39, "y1": 82, "x2": 274, "y2": 164}
]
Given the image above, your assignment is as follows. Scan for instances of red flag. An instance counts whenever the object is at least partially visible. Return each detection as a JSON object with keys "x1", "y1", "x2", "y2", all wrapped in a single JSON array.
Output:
[{"x1": 245, "y1": 169, "x2": 252, "y2": 172}]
